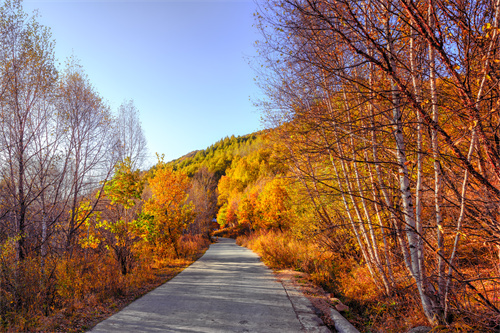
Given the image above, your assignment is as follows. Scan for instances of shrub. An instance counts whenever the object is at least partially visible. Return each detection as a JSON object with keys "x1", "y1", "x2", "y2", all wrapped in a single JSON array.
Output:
[{"x1": 237, "y1": 230, "x2": 338, "y2": 292}]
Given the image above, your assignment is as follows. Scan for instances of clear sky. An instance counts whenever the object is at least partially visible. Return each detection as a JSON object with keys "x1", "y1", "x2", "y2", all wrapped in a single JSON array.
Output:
[{"x1": 23, "y1": 0, "x2": 263, "y2": 166}]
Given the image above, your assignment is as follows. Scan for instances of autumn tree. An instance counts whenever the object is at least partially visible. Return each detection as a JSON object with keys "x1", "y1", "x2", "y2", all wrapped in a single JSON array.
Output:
[
  {"x1": 215, "y1": 138, "x2": 287, "y2": 231},
  {"x1": 114, "y1": 99, "x2": 148, "y2": 170},
  {"x1": 237, "y1": 187, "x2": 260, "y2": 230},
  {"x1": 0, "y1": 0, "x2": 57, "y2": 261},
  {"x1": 255, "y1": 177, "x2": 292, "y2": 231},
  {"x1": 140, "y1": 159, "x2": 193, "y2": 258},
  {"x1": 80, "y1": 158, "x2": 144, "y2": 275},
  {"x1": 254, "y1": 0, "x2": 500, "y2": 326},
  {"x1": 56, "y1": 57, "x2": 116, "y2": 253},
  {"x1": 188, "y1": 166, "x2": 218, "y2": 237}
]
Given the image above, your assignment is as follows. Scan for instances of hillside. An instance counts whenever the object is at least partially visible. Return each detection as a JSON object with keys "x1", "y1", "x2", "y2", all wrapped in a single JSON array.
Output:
[{"x1": 169, "y1": 132, "x2": 265, "y2": 179}]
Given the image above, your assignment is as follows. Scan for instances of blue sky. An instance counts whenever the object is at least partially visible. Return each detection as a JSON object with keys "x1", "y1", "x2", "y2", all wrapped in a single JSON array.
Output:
[{"x1": 23, "y1": 0, "x2": 263, "y2": 166}]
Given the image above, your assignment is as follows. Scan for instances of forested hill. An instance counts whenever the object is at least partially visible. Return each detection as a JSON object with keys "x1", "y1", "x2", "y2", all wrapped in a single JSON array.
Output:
[
  {"x1": 168, "y1": 132, "x2": 265, "y2": 179},
  {"x1": 167, "y1": 128, "x2": 289, "y2": 231}
]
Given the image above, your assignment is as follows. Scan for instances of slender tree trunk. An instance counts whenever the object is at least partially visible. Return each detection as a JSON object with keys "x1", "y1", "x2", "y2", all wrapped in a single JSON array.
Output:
[
  {"x1": 17, "y1": 132, "x2": 25, "y2": 261},
  {"x1": 329, "y1": 150, "x2": 380, "y2": 285},
  {"x1": 428, "y1": 0, "x2": 445, "y2": 309},
  {"x1": 344, "y1": 88, "x2": 391, "y2": 294},
  {"x1": 365, "y1": 149, "x2": 396, "y2": 288},
  {"x1": 409, "y1": 22, "x2": 427, "y2": 301},
  {"x1": 318, "y1": 119, "x2": 382, "y2": 288},
  {"x1": 385, "y1": 2, "x2": 438, "y2": 323}
]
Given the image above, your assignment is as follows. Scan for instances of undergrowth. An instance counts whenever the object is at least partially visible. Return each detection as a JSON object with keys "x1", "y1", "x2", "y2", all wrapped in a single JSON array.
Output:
[{"x1": 0, "y1": 234, "x2": 210, "y2": 332}]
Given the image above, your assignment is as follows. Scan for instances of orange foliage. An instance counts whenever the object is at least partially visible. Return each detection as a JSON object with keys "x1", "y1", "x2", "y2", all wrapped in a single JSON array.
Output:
[
  {"x1": 255, "y1": 178, "x2": 292, "y2": 230},
  {"x1": 225, "y1": 200, "x2": 239, "y2": 228},
  {"x1": 140, "y1": 161, "x2": 194, "y2": 257},
  {"x1": 237, "y1": 188, "x2": 259, "y2": 228}
]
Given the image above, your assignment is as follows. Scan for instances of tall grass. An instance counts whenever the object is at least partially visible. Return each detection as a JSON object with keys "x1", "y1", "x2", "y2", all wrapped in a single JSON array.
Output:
[
  {"x1": 0, "y1": 235, "x2": 210, "y2": 332},
  {"x1": 237, "y1": 230, "x2": 338, "y2": 292}
]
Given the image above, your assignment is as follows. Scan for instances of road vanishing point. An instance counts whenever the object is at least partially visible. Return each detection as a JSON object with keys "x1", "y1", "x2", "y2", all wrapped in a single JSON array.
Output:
[{"x1": 89, "y1": 238, "x2": 330, "y2": 333}]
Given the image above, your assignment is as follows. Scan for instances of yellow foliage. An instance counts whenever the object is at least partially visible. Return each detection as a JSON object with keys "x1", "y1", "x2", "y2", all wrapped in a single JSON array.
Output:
[{"x1": 140, "y1": 162, "x2": 193, "y2": 256}]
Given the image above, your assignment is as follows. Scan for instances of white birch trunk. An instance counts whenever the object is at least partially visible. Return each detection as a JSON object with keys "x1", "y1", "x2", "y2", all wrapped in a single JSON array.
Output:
[
  {"x1": 385, "y1": 1, "x2": 438, "y2": 323},
  {"x1": 428, "y1": 0, "x2": 445, "y2": 305},
  {"x1": 329, "y1": 149, "x2": 380, "y2": 285},
  {"x1": 444, "y1": 0, "x2": 500, "y2": 316},
  {"x1": 409, "y1": 22, "x2": 426, "y2": 297}
]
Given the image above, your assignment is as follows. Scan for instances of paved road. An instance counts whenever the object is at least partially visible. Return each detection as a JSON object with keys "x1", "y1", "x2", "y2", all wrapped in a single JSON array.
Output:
[{"x1": 89, "y1": 238, "x2": 307, "y2": 332}]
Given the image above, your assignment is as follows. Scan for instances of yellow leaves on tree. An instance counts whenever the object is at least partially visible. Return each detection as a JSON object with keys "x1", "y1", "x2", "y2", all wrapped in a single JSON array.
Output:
[
  {"x1": 216, "y1": 174, "x2": 241, "y2": 228},
  {"x1": 217, "y1": 174, "x2": 293, "y2": 232},
  {"x1": 217, "y1": 175, "x2": 233, "y2": 205},
  {"x1": 255, "y1": 178, "x2": 292, "y2": 231},
  {"x1": 78, "y1": 158, "x2": 144, "y2": 275},
  {"x1": 141, "y1": 162, "x2": 193, "y2": 258},
  {"x1": 237, "y1": 188, "x2": 259, "y2": 229},
  {"x1": 77, "y1": 201, "x2": 102, "y2": 250}
]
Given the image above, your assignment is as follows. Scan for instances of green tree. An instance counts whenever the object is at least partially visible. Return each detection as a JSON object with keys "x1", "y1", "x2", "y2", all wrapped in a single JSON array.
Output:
[{"x1": 79, "y1": 158, "x2": 144, "y2": 275}]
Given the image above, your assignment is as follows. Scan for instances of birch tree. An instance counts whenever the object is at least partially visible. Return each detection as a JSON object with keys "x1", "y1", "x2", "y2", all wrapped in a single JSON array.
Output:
[
  {"x1": 56, "y1": 58, "x2": 116, "y2": 253},
  {"x1": 0, "y1": 0, "x2": 57, "y2": 261},
  {"x1": 115, "y1": 99, "x2": 148, "y2": 170},
  {"x1": 254, "y1": 0, "x2": 500, "y2": 325}
]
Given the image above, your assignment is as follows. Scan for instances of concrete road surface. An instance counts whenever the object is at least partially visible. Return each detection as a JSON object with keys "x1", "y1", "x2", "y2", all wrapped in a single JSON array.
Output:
[{"x1": 89, "y1": 238, "x2": 311, "y2": 333}]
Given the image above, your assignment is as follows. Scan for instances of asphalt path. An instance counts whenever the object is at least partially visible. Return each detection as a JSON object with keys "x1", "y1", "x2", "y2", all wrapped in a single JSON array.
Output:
[{"x1": 89, "y1": 238, "x2": 307, "y2": 332}]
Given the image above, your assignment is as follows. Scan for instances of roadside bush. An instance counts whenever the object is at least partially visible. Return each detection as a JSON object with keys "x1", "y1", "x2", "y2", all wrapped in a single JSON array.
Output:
[
  {"x1": 177, "y1": 234, "x2": 211, "y2": 260},
  {"x1": 237, "y1": 230, "x2": 337, "y2": 292}
]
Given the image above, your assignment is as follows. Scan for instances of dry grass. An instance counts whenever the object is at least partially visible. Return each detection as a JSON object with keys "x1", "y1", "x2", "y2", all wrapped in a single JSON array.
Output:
[
  {"x1": 274, "y1": 269, "x2": 339, "y2": 330},
  {"x1": 237, "y1": 230, "x2": 337, "y2": 292},
  {"x1": 0, "y1": 235, "x2": 210, "y2": 332}
]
